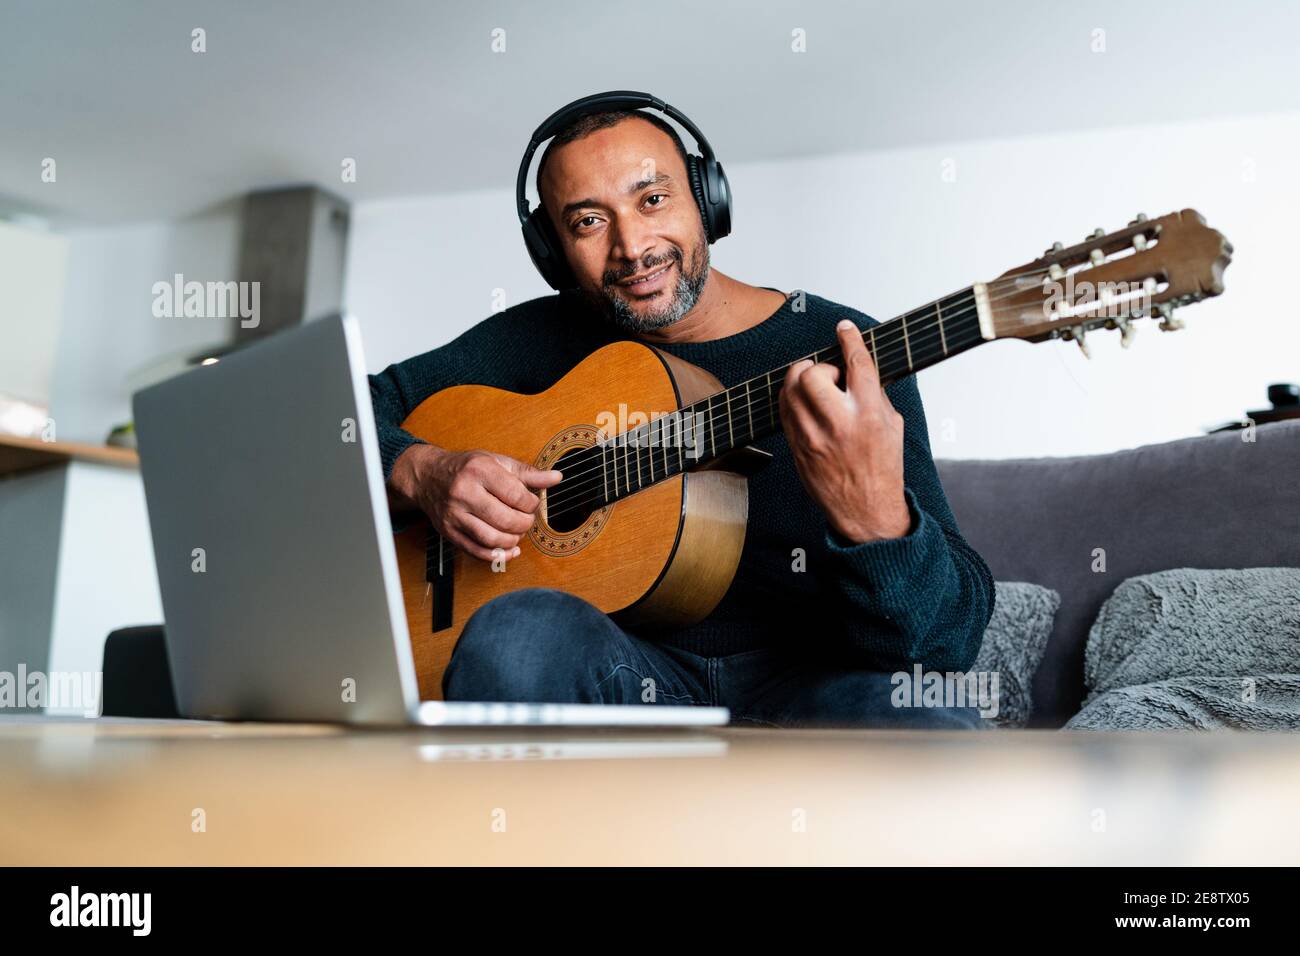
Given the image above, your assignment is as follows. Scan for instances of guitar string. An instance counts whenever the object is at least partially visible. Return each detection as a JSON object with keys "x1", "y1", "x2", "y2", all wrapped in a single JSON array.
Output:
[
  {"x1": 541, "y1": 306, "x2": 981, "y2": 515},
  {"x1": 544, "y1": 326, "x2": 991, "y2": 525},
  {"x1": 441, "y1": 252, "x2": 1153, "y2": 541},
  {"x1": 542, "y1": 290, "x2": 1008, "y2": 517},
  {"x1": 541, "y1": 279, "x2": 1024, "y2": 514},
  {"x1": 427, "y1": 311, "x2": 984, "y2": 554},
  {"x1": 544, "y1": 259, "x2": 1157, "y2": 519},
  {"x1": 430, "y1": 229, "x2": 1168, "y2": 553},
  {"x1": 554, "y1": 262, "x2": 1067, "y2": 466},
  {"x1": 543, "y1": 257, "x2": 1158, "y2": 511},
  {"x1": 545, "y1": 324, "x2": 989, "y2": 522}
]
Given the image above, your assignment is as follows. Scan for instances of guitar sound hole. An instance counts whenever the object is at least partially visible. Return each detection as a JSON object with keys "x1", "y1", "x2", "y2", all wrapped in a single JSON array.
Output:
[{"x1": 546, "y1": 447, "x2": 596, "y2": 533}]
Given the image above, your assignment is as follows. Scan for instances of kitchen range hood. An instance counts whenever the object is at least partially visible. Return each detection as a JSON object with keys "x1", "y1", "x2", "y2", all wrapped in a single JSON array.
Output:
[{"x1": 127, "y1": 185, "x2": 350, "y2": 392}]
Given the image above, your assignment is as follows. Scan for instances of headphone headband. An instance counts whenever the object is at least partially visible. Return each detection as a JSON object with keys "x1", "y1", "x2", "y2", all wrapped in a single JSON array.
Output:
[{"x1": 515, "y1": 90, "x2": 719, "y2": 224}]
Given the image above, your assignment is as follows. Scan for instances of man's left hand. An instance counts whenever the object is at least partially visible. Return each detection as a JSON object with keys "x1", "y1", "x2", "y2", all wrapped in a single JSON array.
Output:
[{"x1": 779, "y1": 319, "x2": 912, "y2": 544}]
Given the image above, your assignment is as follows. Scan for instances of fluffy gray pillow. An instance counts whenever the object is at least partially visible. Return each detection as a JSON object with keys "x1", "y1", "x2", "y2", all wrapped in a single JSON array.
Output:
[
  {"x1": 1067, "y1": 675, "x2": 1300, "y2": 730},
  {"x1": 1083, "y1": 567, "x2": 1300, "y2": 701},
  {"x1": 972, "y1": 582, "x2": 1060, "y2": 728}
]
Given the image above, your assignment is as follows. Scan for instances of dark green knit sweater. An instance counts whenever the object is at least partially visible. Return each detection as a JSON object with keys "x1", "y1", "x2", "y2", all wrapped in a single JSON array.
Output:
[{"x1": 368, "y1": 289, "x2": 994, "y2": 672}]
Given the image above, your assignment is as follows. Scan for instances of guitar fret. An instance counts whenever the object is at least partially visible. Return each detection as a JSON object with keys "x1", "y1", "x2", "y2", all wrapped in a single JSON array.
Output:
[
  {"x1": 745, "y1": 382, "x2": 753, "y2": 442},
  {"x1": 936, "y1": 300, "x2": 948, "y2": 355},
  {"x1": 901, "y1": 312, "x2": 913, "y2": 369},
  {"x1": 725, "y1": 389, "x2": 734, "y2": 449},
  {"x1": 707, "y1": 396, "x2": 715, "y2": 458},
  {"x1": 767, "y1": 371, "x2": 776, "y2": 430}
]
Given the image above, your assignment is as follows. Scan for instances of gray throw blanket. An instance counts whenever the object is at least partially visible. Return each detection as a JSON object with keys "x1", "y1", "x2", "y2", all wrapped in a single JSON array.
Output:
[
  {"x1": 1067, "y1": 675, "x2": 1300, "y2": 730},
  {"x1": 1065, "y1": 567, "x2": 1300, "y2": 731}
]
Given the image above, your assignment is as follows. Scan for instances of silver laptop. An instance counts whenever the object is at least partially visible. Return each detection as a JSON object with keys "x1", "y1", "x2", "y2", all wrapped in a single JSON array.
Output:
[{"x1": 132, "y1": 315, "x2": 728, "y2": 728}]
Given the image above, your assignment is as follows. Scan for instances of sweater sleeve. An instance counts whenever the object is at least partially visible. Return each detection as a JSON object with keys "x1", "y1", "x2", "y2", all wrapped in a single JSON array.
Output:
[
  {"x1": 820, "y1": 373, "x2": 995, "y2": 673},
  {"x1": 368, "y1": 361, "x2": 431, "y2": 484},
  {"x1": 366, "y1": 296, "x2": 581, "y2": 483},
  {"x1": 367, "y1": 316, "x2": 502, "y2": 483}
]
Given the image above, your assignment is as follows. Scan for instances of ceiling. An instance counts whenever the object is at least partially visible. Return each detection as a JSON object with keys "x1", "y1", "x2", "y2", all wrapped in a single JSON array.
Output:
[{"x1": 2, "y1": 0, "x2": 1298, "y2": 224}]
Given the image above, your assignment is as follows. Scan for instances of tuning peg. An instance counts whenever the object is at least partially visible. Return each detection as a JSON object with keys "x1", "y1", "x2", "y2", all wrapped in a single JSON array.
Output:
[
  {"x1": 1156, "y1": 303, "x2": 1184, "y2": 332},
  {"x1": 1070, "y1": 325, "x2": 1091, "y2": 358},
  {"x1": 1117, "y1": 317, "x2": 1136, "y2": 348},
  {"x1": 1089, "y1": 248, "x2": 1106, "y2": 266},
  {"x1": 1128, "y1": 213, "x2": 1149, "y2": 226},
  {"x1": 1088, "y1": 227, "x2": 1105, "y2": 240},
  {"x1": 1045, "y1": 240, "x2": 1064, "y2": 257}
]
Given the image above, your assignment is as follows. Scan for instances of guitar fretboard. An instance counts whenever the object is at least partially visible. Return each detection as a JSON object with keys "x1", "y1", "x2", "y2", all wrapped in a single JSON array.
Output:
[{"x1": 544, "y1": 286, "x2": 987, "y2": 522}]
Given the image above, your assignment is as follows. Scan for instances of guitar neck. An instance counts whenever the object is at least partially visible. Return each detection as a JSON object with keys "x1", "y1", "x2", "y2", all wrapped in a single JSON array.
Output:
[{"x1": 592, "y1": 286, "x2": 989, "y2": 503}]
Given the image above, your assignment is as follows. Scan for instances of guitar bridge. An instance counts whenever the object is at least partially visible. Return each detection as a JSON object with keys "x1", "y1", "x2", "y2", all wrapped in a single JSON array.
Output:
[{"x1": 425, "y1": 526, "x2": 454, "y2": 632}]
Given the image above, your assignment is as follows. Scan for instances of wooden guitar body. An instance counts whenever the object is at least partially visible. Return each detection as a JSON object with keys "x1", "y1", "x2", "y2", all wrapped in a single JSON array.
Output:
[{"x1": 396, "y1": 341, "x2": 749, "y2": 700}]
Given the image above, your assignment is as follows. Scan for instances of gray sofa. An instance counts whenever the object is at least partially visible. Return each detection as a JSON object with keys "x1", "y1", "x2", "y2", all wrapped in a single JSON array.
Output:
[{"x1": 938, "y1": 418, "x2": 1300, "y2": 728}]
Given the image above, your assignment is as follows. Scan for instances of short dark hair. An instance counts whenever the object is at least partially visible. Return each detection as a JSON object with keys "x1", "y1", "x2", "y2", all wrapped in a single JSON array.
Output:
[{"x1": 535, "y1": 110, "x2": 691, "y2": 208}]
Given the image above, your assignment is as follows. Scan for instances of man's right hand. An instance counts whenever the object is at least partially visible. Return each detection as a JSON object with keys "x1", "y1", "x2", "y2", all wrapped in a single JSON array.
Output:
[{"x1": 388, "y1": 444, "x2": 562, "y2": 562}]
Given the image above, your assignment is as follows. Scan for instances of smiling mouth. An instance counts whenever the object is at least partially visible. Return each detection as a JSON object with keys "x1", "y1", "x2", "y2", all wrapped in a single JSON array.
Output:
[{"x1": 618, "y1": 262, "x2": 673, "y2": 287}]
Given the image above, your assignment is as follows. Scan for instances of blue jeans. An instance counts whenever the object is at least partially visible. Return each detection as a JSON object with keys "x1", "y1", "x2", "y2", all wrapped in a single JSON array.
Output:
[{"x1": 442, "y1": 588, "x2": 984, "y2": 730}]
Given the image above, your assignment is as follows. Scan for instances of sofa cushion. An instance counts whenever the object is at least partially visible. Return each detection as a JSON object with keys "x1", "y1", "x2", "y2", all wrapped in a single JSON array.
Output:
[
  {"x1": 1083, "y1": 566, "x2": 1300, "y2": 698},
  {"x1": 1066, "y1": 675, "x2": 1300, "y2": 730},
  {"x1": 972, "y1": 582, "x2": 1059, "y2": 728},
  {"x1": 937, "y1": 419, "x2": 1300, "y2": 727}
]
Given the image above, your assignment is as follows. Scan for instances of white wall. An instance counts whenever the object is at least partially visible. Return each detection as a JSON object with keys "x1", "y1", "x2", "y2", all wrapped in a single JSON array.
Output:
[
  {"x1": 46, "y1": 462, "x2": 162, "y2": 715},
  {"x1": 48, "y1": 203, "x2": 241, "y2": 444},
  {"x1": 0, "y1": 221, "x2": 67, "y2": 410},
  {"x1": 345, "y1": 109, "x2": 1300, "y2": 460}
]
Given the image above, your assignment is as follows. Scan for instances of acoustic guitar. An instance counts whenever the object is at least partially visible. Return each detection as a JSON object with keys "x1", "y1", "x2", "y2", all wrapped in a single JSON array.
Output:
[{"x1": 396, "y1": 209, "x2": 1232, "y2": 699}]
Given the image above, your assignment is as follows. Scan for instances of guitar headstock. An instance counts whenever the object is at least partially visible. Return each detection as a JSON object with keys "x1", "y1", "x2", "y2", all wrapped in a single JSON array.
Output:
[{"x1": 981, "y1": 209, "x2": 1232, "y2": 355}]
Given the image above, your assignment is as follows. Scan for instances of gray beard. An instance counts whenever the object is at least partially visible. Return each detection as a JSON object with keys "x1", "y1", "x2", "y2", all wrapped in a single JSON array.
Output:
[{"x1": 593, "y1": 245, "x2": 710, "y2": 334}]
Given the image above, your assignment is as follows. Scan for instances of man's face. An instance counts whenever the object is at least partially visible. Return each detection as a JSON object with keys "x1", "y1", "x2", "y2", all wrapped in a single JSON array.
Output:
[{"x1": 539, "y1": 117, "x2": 709, "y2": 332}]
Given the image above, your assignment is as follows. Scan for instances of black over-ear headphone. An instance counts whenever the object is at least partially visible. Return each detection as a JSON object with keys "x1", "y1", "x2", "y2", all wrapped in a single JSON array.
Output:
[{"x1": 516, "y1": 90, "x2": 732, "y2": 291}]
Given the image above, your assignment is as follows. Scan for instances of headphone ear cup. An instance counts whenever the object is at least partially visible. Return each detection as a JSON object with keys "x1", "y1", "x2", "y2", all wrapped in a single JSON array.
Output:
[
  {"x1": 522, "y1": 208, "x2": 575, "y2": 291},
  {"x1": 705, "y1": 159, "x2": 731, "y2": 241},
  {"x1": 685, "y1": 155, "x2": 714, "y2": 243}
]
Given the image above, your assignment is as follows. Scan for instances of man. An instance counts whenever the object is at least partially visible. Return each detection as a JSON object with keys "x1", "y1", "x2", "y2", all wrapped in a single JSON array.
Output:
[{"x1": 369, "y1": 95, "x2": 995, "y2": 728}]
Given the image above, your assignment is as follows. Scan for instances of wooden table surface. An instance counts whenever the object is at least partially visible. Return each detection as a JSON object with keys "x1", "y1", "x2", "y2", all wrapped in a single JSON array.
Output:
[{"x1": 1, "y1": 716, "x2": 1297, "y2": 865}]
